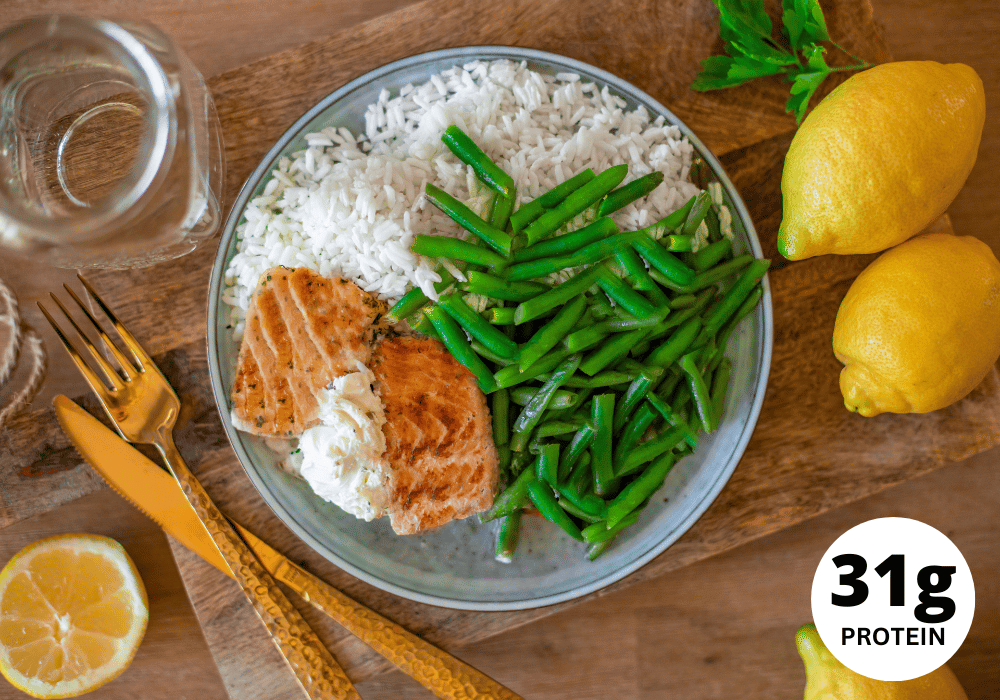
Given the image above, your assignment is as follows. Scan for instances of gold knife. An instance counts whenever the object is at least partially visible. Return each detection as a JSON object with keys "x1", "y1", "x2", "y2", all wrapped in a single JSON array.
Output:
[{"x1": 53, "y1": 394, "x2": 524, "y2": 700}]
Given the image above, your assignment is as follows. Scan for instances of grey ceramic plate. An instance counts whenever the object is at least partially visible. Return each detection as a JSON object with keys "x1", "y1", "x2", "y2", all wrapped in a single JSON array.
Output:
[{"x1": 207, "y1": 46, "x2": 773, "y2": 611}]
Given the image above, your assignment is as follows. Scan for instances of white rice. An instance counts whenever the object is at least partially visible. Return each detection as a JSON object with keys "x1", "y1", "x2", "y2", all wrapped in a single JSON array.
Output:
[{"x1": 222, "y1": 59, "x2": 700, "y2": 339}]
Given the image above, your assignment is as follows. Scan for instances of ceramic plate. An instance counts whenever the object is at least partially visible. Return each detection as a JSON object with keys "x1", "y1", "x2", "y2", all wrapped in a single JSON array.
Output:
[{"x1": 207, "y1": 46, "x2": 773, "y2": 611}]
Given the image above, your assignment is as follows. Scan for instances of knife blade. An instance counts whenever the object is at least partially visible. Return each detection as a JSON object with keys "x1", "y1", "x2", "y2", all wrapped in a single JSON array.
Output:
[
  {"x1": 53, "y1": 394, "x2": 525, "y2": 700},
  {"x1": 53, "y1": 394, "x2": 233, "y2": 575}
]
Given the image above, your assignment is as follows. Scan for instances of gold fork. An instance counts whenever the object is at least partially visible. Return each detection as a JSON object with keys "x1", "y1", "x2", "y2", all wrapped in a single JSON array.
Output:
[{"x1": 39, "y1": 276, "x2": 360, "y2": 700}]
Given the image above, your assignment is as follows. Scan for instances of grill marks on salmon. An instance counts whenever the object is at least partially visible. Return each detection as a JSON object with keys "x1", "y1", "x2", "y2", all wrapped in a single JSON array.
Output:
[
  {"x1": 231, "y1": 267, "x2": 388, "y2": 437},
  {"x1": 370, "y1": 336, "x2": 499, "y2": 535}
]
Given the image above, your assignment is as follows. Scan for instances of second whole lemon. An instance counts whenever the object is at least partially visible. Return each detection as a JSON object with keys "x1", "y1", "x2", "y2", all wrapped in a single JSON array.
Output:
[
  {"x1": 833, "y1": 232, "x2": 1000, "y2": 417},
  {"x1": 778, "y1": 61, "x2": 985, "y2": 260},
  {"x1": 796, "y1": 623, "x2": 968, "y2": 700}
]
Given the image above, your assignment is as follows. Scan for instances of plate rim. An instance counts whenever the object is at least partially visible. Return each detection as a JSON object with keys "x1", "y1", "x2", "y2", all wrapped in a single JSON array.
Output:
[{"x1": 207, "y1": 45, "x2": 774, "y2": 611}]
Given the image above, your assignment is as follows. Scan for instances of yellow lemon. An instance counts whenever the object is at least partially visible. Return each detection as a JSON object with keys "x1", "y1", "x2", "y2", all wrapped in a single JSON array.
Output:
[
  {"x1": 796, "y1": 624, "x2": 968, "y2": 700},
  {"x1": 833, "y1": 233, "x2": 1000, "y2": 417},
  {"x1": 0, "y1": 534, "x2": 149, "y2": 699},
  {"x1": 778, "y1": 61, "x2": 985, "y2": 260}
]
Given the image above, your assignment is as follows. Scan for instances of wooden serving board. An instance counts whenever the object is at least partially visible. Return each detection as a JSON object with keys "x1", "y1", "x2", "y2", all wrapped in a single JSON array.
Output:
[{"x1": 2, "y1": 0, "x2": 999, "y2": 696}]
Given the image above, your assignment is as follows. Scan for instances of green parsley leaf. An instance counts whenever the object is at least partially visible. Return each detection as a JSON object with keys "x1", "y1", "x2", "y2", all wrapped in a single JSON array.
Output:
[
  {"x1": 782, "y1": 0, "x2": 830, "y2": 50},
  {"x1": 786, "y1": 45, "x2": 831, "y2": 122},
  {"x1": 693, "y1": 0, "x2": 876, "y2": 123},
  {"x1": 691, "y1": 54, "x2": 787, "y2": 91}
]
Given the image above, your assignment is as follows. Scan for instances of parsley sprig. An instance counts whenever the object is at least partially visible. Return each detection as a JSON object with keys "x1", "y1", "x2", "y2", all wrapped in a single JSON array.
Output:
[{"x1": 692, "y1": 0, "x2": 878, "y2": 123}]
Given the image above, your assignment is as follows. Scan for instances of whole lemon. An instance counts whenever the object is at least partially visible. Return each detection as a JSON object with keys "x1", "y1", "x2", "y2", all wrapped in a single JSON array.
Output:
[
  {"x1": 833, "y1": 233, "x2": 1000, "y2": 417},
  {"x1": 796, "y1": 624, "x2": 969, "y2": 700},
  {"x1": 778, "y1": 61, "x2": 985, "y2": 260}
]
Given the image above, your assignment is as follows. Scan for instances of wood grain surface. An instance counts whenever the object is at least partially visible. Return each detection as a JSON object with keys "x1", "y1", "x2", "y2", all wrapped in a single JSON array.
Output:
[{"x1": 0, "y1": 0, "x2": 998, "y2": 698}]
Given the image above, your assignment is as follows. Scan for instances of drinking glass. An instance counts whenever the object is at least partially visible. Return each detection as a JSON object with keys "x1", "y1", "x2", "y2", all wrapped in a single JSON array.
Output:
[{"x1": 0, "y1": 15, "x2": 225, "y2": 269}]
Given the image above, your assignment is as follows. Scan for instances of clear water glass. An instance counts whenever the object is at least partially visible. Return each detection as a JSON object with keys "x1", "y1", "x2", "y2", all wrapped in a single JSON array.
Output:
[{"x1": 0, "y1": 15, "x2": 225, "y2": 270}]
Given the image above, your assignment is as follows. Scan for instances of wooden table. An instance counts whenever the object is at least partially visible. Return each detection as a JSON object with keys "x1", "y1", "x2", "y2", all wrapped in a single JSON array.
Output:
[{"x1": 1, "y1": 1, "x2": 998, "y2": 698}]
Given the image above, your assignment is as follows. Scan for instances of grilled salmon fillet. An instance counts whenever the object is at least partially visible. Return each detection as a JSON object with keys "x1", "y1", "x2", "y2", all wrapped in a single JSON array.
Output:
[
  {"x1": 370, "y1": 335, "x2": 499, "y2": 535},
  {"x1": 231, "y1": 267, "x2": 388, "y2": 437}
]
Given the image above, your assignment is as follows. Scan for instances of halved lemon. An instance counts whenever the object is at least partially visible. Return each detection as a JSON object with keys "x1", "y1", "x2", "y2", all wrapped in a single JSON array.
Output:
[{"x1": 0, "y1": 534, "x2": 149, "y2": 699}]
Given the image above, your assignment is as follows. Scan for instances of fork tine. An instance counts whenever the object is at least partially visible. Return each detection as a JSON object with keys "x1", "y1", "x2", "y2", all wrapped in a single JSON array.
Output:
[
  {"x1": 45, "y1": 292, "x2": 127, "y2": 392},
  {"x1": 63, "y1": 283, "x2": 139, "y2": 381},
  {"x1": 37, "y1": 301, "x2": 118, "y2": 399},
  {"x1": 78, "y1": 275, "x2": 154, "y2": 371}
]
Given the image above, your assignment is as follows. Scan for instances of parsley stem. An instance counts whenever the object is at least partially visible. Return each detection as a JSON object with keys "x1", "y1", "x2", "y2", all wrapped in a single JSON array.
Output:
[
  {"x1": 828, "y1": 40, "x2": 878, "y2": 68},
  {"x1": 829, "y1": 61, "x2": 879, "y2": 73}
]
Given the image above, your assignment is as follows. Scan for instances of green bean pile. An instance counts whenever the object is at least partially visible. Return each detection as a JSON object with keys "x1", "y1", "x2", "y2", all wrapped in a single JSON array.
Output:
[{"x1": 388, "y1": 125, "x2": 769, "y2": 561}]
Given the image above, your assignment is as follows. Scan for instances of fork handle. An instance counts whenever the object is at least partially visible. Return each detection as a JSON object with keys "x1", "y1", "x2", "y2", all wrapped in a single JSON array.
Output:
[{"x1": 155, "y1": 432, "x2": 360, "y2": 700}]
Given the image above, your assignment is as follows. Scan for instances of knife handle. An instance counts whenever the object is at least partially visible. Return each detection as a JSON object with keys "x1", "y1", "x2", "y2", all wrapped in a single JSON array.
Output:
[
  {"x1": 156, "y1": 433, "x2": 360, "y2": 700},
  {"x1": 269, "y1": 554, "x2": 524, "y2": 700}
]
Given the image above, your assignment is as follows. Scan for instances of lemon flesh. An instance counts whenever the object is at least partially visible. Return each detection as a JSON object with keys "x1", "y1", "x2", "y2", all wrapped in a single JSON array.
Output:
[
  {"x1": 0, "y1": 534, "x2": 149, "y2": 699},
  {"x1": 796, "y1": 624, "x2": 969, "y2": 700},
  {"x1": 833, "y1": 233, "x2": 1000, "y2": 417},
  {"x1": 779, "y1": 61, "x2": 985, "y2": 260}
]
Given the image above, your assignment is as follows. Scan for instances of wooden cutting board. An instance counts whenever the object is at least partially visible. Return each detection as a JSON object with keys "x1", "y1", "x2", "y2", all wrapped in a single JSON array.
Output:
[{"x1": 2, "y1": 0, "x2": 999, "y2": 696}]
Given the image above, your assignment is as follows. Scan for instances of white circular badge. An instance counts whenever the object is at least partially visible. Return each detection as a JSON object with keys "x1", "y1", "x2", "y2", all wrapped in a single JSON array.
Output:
[{"x1": 811, "y1": 517, "x2": 974, "y2": 681}]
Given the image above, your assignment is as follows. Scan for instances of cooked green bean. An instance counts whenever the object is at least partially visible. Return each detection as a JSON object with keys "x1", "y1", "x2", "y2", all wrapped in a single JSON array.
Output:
[
  {"x1": 681, "y1": 190, "x2": 713, "y2": 236},
  {"x1": 700, "y1": 258, "x2": 770, "y2": 340},
  {"x1": 510, "y1": 354, "x2": 582, "y2": 451},
  {"x1": 616, "y1": 425, "x2": 686, "y2": 477},
  {"x1": 441, "y1": 125, "x2": 515, "y2": 196},
  {"x1": 587, "y1": 539, "x2": 616, "y2": 560},
  {"x1": 555, "y1": 482, "x2": 607, "y2": 519},
  {"x1": 663, "y1": 234, "x2": 696, "y2": 252},
  {"x1": 412, "y1": 234, "x2": 507, "y2": 270},
  {"x1": 536, "y1": 443, "x2": 561, "y2": 485},
  {"x1": 690, "y1": 238, "x2": 732, "y2": 272},
  {"x1": 598, "y1": 171, "x2": 664, "y2": 216},
  {"x1": 425, "y1": 183, "x2": 513, "y2": 256},
  {"x1": 522, "y1": 164, "x2": 628, "y2": 245},
  {"x1": 494, "y1": 348, "x2": 573, "y2": 389},
  {"x1": 680, "y1": 352, "x2": 715, "y2": 432},
  {"x1": 710, "y1": 356, "x2": 731, "y2": 428},
  {"x1": 423, "y1": 305, "x2": 498, "y2": 394},
  {"x1": 559, "y1": 423, "x2": 595, "y2": 481},
  {"x1": 557, "y1": 497, "x2": 605, "y2": 524},
  {"x1": 387, "y1": 269, "x2": 457, "y2": 322},
  {"x1": 613, "y1": 246, "x2": 657, "y2": 291},
  {"x1": 614, "y1": 403, "x2": 658, "y2": 463},
  {"x1": 514, "y1": 265, "x2": 604, "y2": 324},
  {"x1": 519, "y1": 294, "x2": 587, "y2": 372},
  {"x1": 579, "y1": 327, "x2": 649, "y2": 376},
  {"x1": 527, "y1": 480, "x2": 584, "y2": 541},
  {"x1": 505, "y1": 230, "x2": 641, "y2": 282},
  {"x1": 632, "y1": 193, "x2": 697, "y2": 240},
  {"x1": 687, "y1": 254, "x2": 754, "y2": 291},
  {"x1": 489, "y1": 187, "x2": 517, "y2": 231},
  {"x1": 492, "y1": 389, "x2": 510, "y2": 449},
  {"x1": 563, "y1": 324, "x2": 611, "y2": 353},
  {"x1": 487, "y1": 306, "x2": 517, "y2": 324},
  {"x1": 511, "y1": 217, "x2": 618, "y2": 263},
  {"x1": 470, "y1": 340, "x2": 516, "y2": 366},
  {"x1": 595, "y1": 268, "x2": 658, "y2": 318},
  {"x1": 591, "y1": 393, "x2": 616, "y2": 497},
  {"x1": 558, "y1": 370, "x2": 636, "y2": 388},
  {"x1": 706, "y1": 285, "x2": 764, "y2": 373},
  {"x1": 581, "y1": 510, "x2": 641, "y2": 543},
  {"x1": 438, "y1": 293, "x2": 519, "y2": 359},
  {"x1": 632, "y1": 235, "x2": 696, "y2": 287},
  {"x1": 481, "y1": 465, "x2": 537, "y2": 522},
  {"x1": 494, "y1": 511, "x2": 522, "y2": 562},
  {"x1": 615, "y1": 369, "x2": 662, "y2": 431},
  {"x1": 645, "y1": 390, "x2": 699, "y2": 450},
  {"x1": 464, "y1": 271, "x2": 548, "y2": 302},
  {"x1": 646, "y1": 316, "x2": 702, "y2": 367},
  {"x1": 535, "y1": 420, "x2": 585, "y2": 438},
  {"x1": 510, "y1": 168, "x2": 596, "y2": 233},
  {"x1": 606, "y1": 451, "x2": 677, "y2": 528},
  {"x1": 509, "y1": 387, "x2": 578, "y2": 410}
]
